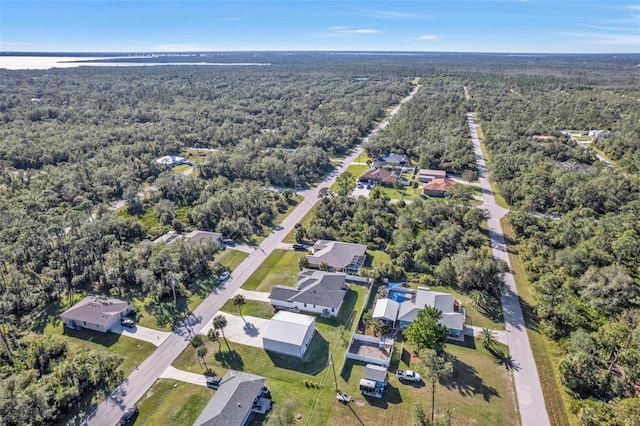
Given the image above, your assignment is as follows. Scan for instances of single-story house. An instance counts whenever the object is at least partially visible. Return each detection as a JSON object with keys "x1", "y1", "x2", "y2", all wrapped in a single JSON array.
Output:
[
  {"x1": 358, "y1": 168, "x2": 399, "y2": 186},
  {"x1": 269, "y1": 269, "x2": 348, "y2": 317},
  {"x1": 152, "y1": 230, "x2": 182, "y2": 245},
  {"x1": 306, "y1": 240, "x2": 367, "y2": 274},
  {"x1": 359, "y1": 364, "x2": 388, "y2": 398},
  {"x1": 193, "y1": 370, "x2": 271, "y2": 426},
  {"x1": 417, "y1": 169, "x2": 447, "y2": 183},
  {"x1": 372, "y1": 286, "x2": 465, "y2": 337},
  {"x1": 60, "y1": 295, "x2": 132, "y2": 333},
  {"x1": 372, "y1": 153, "x2": 409, "y2": 169},
  {"x1": 262, "y1": 311, "x2": 316, "y2": 358},
  {"x1": 155, "y1": 155, "x2": 191, "y2": 166},
  {"x1": 422, "y1": 178, "x2": 456, "y2": 197}
]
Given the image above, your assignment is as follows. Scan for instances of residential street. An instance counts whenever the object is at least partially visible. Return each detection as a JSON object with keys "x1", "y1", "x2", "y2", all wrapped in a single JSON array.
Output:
[
  {"x1": 83, "y1": 82, "x2": 421, "y2": 426},
  {"x1": 467, "y1": 112, "x2": 550, "y2": 426}
]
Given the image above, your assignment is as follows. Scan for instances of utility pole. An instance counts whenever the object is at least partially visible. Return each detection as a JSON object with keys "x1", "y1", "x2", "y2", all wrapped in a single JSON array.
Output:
[
  {"x1": 330, "y1": 354, "x2": 338, "y2": 392},
  {"x1": 170, "y1": 279, "x2": 177, "y2": 307}
]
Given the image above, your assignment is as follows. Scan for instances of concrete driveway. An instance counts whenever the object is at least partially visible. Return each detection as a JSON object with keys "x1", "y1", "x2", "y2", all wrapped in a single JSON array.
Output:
[
  {"x1": 159, "y1": 365, "x2": 208, "y2": 387},
  {"x1": 110, "y1": 324, "x2": 171, "y2": 347},
  {"x1": 200, "y1": 312, "x2": 270, "y2": 349},
  {"x1": 464, "y1": 325, "x2": 508, "y2": 345},
  {"x1": 234, "y1": 288, "x2": 271, "y2": 303}
]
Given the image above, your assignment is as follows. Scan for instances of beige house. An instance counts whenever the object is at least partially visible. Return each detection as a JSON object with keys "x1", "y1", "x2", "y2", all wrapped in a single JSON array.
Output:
[
  {"x1": 306, "y1": 240, "x2": 367, "y2": 274},
  {"x1": 60, "y1": 295, "x2": 132, "y2": 333}
]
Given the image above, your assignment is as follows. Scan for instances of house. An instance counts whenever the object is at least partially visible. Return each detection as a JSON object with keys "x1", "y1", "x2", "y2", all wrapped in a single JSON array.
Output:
[
  {"x1": 372, "y1": 286, "x2": 465, "y2": 337},
  {"x1": 359, "y1": 364, "x2": 389, "y2": 398},
  {"x1": 155, "y1": 155, "x2": 191, "y2": 166},
  {"x1": 268, "y1": 269, "x2": 348, "y2": 317},
  {"x1": 588, "y1": 129, "x2": 610, "y2": 138},
  {"x1": 417, "y1": 169, "x2": 447, "y2": 183},
  {"x1": 183, "y1": 230, "x2": 223, "y2": 247},
  {"x1": 152, "y1": 230, "x2": 182, "y2": 245},
  {"x1": 358, "y1": 168, "x2": 399, "y2": 186},
  {"x1": 306, "y1": 240, "x2": 367, "y2": 274},
  {"x1": 262, "y1": 311, "x2": 316, "y2": 358},
  {"x1": 193, "y1": 370, "x2": 271, "y2": 426},
  {"x1": 372, "y1": 153, "x2": 409, "y2": 169},
  {"x1": 60, "y1": 295, "x2": 132, "y2": 333},
  {"x1": 422, "y1": 178, "x2": 456, "y2": 197}
]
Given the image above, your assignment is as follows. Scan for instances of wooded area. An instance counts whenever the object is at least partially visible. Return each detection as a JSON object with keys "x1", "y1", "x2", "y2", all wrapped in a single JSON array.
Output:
[{"x1": 0, "y1": 53, "x2": 639, "y2": 424}]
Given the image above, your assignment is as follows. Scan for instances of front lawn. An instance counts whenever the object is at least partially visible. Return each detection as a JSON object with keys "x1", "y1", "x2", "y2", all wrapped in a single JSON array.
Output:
[
  {"x1": 241, "y1": 249, "x2": 302, "y2": 292},
  {"x1": 134, "y1": 379, "x2": 213, "y2": 426},
  {"x1": 330, "y1": 164, "x2": 372, "y2": 193},
  {"x1": 214, "y1": 249, "x2": 249, "y2": 271},
  {"x1": 220, "y1": 299, "x2": 276, "y2": 320}
]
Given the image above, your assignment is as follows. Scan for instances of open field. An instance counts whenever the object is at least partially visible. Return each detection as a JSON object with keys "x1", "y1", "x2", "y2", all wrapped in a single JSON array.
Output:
[
  {"x1": 241, "y1": 249, "x2": 302, "y2": 292},
  {"x1": 134, "y1": 379, "x2": 214, "y2": 425}
]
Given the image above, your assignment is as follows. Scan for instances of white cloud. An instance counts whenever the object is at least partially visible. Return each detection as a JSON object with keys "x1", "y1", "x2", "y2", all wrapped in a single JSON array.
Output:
[
  {"x1": 326, "y1": 27, "x2": 381, "y2": 35},
  {"x1": 416, "y1": 35, "x2": 439, "y2": 41},
  {"x1": 153, "y1": 43, "x2": 209, "y2": 52},
  {"x1": 363, "y1": 10, "x2": 428, "y2": 20}
]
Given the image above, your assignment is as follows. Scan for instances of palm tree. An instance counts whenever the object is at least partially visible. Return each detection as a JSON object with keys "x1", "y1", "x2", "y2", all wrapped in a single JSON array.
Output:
[
  {"x1": 213, "y1": 315, "x2": 229, "y2": 350},
  {"x1": 196, "y1": 345, "x2": 208, "y2": 370},
  {"x1": 207, "y1": 328, "x2": 221, "y2": 352},
  {"x1": 233, "y1": 294, "x2": 246, "y2": 320},
  {"x1": 372, "y1": 319, "x2": 386, "y2": 337},
  {"x1": 479, "y1": 328, "x2": 498, "y2": 350},
  {"x1": 469, "y1": 289, "x2": 488, "y2": 309}
]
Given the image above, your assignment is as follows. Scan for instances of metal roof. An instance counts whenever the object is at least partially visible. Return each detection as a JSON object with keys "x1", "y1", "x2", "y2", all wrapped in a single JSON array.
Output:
[{"x1": 262, "y1": 311, "x2": 315, "y2": 347}]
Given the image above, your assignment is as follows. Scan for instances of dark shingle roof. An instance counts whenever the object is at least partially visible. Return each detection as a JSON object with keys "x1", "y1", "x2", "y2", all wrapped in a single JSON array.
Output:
[
  {"x1": 193, "y1": 370, "x2": 265, "y2": 426},
  {"x1": 268, "y1": 269, "x2": 348, "y2": 309}
]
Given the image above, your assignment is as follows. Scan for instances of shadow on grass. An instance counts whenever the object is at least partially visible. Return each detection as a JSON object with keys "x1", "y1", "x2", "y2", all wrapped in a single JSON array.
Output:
[
  {"x1": 448, "y1": 335, "x2": 477, "y2": 350},
  {"x1": 266, "y1": 332, "x2": 328, "y2": 375},
  {"x1": 30, "y1": 303, "x2": 62, "y2": 333},
  {"x1": 62, "y1": 327, "x2": 123, "y2": 348},
  {"x1": 362, "y1": 383, "x2": 404, "y2": 409},
  {"x1": 477, "y1": 297, "x2": 504, "y2": 324},
  {"x1": 317, "y1": 288, "x2": 358, "y2": 328},
  {"x1": 214, "y1": 349, "x2": 245, "y2": 370},
  {"x1": 488, "y1": 347, "x2": 521, "y2": 371},
  {"x1": 443, "y1": 354, "x2": 500, "y2": 402}
]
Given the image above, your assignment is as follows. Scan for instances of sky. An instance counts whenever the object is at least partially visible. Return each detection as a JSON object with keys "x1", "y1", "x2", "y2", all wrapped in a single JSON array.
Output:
[{"x1": 1, "y1": 0, "x2": 638, "y2": 53}]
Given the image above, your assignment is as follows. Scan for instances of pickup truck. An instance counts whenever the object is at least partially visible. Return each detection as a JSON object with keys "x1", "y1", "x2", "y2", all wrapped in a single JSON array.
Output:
[{"x1": 396, "y1": 370, "x2": 421, "y2": 382}]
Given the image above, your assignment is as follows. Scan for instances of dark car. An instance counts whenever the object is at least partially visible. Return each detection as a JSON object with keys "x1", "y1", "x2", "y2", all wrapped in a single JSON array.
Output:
[
  {"x1": 206, "y1": 375, "x2": 222, "y2": 389},
  {"x1": 292, "y1": 244, "x2": 306, "y2": 251},
  {"x1": 120, "y1": 318, "x2": 136, "y2": 328},
  {"x1": 120, "y1": 406, "x2": 138, "y2": 424},
  {"x1": 294, "y1": 222, "x2": 302, "y2": 228}
]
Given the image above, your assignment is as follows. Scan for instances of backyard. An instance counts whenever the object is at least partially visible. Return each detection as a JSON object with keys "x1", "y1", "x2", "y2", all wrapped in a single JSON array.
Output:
[{"x1": 134, "y1": 379, "x2": 214, "y2": 425}]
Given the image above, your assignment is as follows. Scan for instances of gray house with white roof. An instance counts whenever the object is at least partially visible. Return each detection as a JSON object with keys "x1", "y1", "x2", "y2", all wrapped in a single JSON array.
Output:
[
  {"x1": 268, "y1": 269, "x2": 348, "y2": 317},
  {"x1": 193, "y1": 370, "x2": 270, "y2": 426}
]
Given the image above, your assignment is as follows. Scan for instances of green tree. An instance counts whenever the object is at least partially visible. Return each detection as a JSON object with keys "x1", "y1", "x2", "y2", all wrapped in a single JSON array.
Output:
[
  {"x1": 336, "y1": 172, "x2": 355, "y2": 196},
  {"x1": 295, "y1": 226, "x2": 306, "y2": 243},
  {"x1": 213, "y1": 315, "x2": 229, "y2": 350},
  {"x1": 298, "y1": 256, "x2": 309, "y2": 270},
  {"x1": 233, "y1": 294, "x2": 246, "y2": 320},
  {"x1": 412, "y1": 403, "x2": 430, "y2": 426},
  {"x1": 404, "y1": 306, "x2": 449, "y2": 354},
  {"x1": 207, "y1": 328, "x2": 221, "y2": 352},
  {"x1": 196, "y1": 345, "x2": 209, "y2": 370},
  {"x1": 418, "y1": 348, "x2": 453, "y2": 423},
  {"x1": 479, "y1": 328, "x2": 498, "y2": 350}
]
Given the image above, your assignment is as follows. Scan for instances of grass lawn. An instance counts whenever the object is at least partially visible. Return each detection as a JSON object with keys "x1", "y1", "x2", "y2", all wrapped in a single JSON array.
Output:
[
  {"x1": 241, "y1": 249, "x2": 302, "y2": 292},
  {"x1": 283, "y1": 204, "x2": 317, "y2": 243},
  {"x1": 43, "y1": 318, "x2": 156, "y2": 377},
  {"x1": 501, "y1": 217, "x2": 571, "y2": 426},
  {"x1": 214, "y1": 249, "x2": 249, "y2": 271},
  {"x1": 378, "y1": 184, "x2": 424, "y2": 201},
  {"x1": 172, "y1": 164, "x2": 192, "y2": 173},
  {"x1": 367, "y1": 249, "x2": 391, "y2": 267},
  {"x1": 172, "y1": 285, "x2": 368, "y2": 425},
  {"x1": 329, "y1": 337, "x2": 518, "y2": 426},
  {"x1": 330, "y1": 164, "x2": 371, "y2": 193},
  {"x1": 221, "y1": 299, "x2": 276, "y2": 320},
  {"x1": 134, "y1": 379, "x2": 214, "y2": 426}
]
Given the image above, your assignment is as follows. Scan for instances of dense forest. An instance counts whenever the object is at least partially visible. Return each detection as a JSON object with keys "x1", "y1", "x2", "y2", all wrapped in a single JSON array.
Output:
[
  {"x1": 467, "y1": 65, "x2": 640, "y2": 424},
  {"x1": 0, "y1": 53, "x2": 639, "y2": 424}
]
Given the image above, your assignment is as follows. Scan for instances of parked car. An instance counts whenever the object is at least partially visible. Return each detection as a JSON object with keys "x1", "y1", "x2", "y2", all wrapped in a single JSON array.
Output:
[
  {"x1": 220, "y1": 271, "x2": 230, "y2": 282},
  {"x1": 292, "y1": 244, "x2": 306, "y2": 251},
  {"x1": 294, "y1": 222, "x2": 302, "y2": 228},
  {"x1": 120, "y1": 318, "x2": 136, "y2": 328},
  {"x1": 357, "y1": 183, "x2": 364, "y2": 189},
  {"x1": 336, "y1": 391, "x2": 352, "y2": 404},
  {"x1": 206, "y1": 375, "x2": 222, "y2": 389},
  {"x1": 222, "y1": 238, "x2": 235, "y2": 246},
  {"x1": 119, "y1": 406, "x2": 138, "y2": 424},
  {"x1": 397, "y1": 370, "x2": 421, "y2": 382}
]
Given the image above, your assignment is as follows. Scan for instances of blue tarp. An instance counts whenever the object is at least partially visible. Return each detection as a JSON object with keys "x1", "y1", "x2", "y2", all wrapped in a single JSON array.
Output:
[{"x1": 389, "y1": 291, "x2": 406, "y2": 303}]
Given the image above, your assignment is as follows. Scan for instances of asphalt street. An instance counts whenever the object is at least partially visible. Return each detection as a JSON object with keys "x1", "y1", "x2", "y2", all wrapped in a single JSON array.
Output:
[
  {"x1": 467, "y1": 112, "x2": 550, "y2": 426},
  {"x1": 84, "y1": 83, "x2": 421, "y2": 426}
]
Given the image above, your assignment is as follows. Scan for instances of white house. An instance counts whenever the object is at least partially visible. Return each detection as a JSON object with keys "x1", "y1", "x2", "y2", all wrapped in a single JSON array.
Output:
[
  {"x1": 262, "y1": 311, "x2": 316, "y2": 358},
  {"x1": 372, "y1": 287, "x2": 465, "y2": 338},
  {"x1": 155, "y1": 155, "x2": 190, "y2": 166},
  {"x1": 60, "y1": 295, "x2": 132, "y2": 333},
  {"x1": 268, "y1": 269, "x2": 348, "y2": 317}
]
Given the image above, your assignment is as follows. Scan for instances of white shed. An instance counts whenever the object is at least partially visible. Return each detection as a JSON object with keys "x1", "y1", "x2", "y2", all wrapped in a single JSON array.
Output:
[{"x1": 262, "y1": 311, "x2": 316, "y2": 358}]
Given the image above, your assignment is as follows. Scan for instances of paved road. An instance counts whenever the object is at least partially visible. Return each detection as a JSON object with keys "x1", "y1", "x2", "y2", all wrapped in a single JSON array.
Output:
[
  {"x1": 84, "y1": 82, "x2": 421, "y2": 426},
  {"x1": 467, "y1": 112, "x2": 549, "y2": 426}
]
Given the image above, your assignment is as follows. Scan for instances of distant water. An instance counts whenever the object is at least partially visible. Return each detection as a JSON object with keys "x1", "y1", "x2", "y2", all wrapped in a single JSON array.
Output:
[{"x1": 0, "y1": 56, "x2": 271, "y2": 70}]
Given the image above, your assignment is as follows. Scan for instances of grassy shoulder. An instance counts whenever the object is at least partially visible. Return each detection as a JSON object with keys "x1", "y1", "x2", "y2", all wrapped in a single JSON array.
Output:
[
  {"x1": 472, "y1": 113, "x2": 509, "y2": 209},
  {"x1": 501, "y1": 217, "x2": 571, "y2": 426},
  {"x1": 213, "y1": 249, "x2": 249, "y2": 271},
  {"x1": 221, "y1": 299, "x2": 276, "y2": 320},
  {"x1": 134, "y1": 379, "x2": 214, "y2": 426},
  {"x1": 283, "y1": 203, "x2": 317, "y2": 243},
  {"x1": 241, "y1": 249, "x2": 302, "y2": 292}
]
